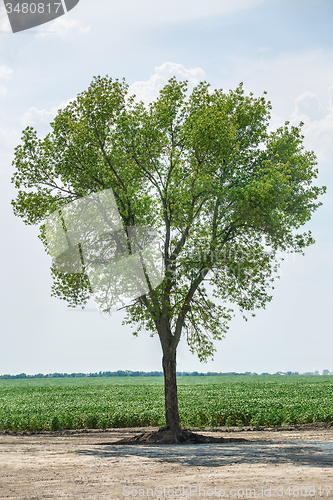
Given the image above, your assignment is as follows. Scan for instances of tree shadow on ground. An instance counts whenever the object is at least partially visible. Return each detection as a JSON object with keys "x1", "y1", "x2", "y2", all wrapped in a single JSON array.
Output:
[{"x1": 76, "y1": 440, "x2": 333, "y2": 468}]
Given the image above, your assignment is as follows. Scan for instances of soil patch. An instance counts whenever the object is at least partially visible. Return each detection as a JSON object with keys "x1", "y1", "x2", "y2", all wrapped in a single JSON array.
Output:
[{"x1": 1, "y1": 426, "x2": 333, "y2": 499}]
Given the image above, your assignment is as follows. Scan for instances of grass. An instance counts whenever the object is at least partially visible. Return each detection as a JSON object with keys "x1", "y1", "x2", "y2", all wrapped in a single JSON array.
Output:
[{"x1": 0, "y1": 375, "x2": 332, "y2": 432}]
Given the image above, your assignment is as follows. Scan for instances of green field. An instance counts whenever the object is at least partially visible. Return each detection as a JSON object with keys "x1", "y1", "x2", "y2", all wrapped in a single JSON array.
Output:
[{"x1": 0, "y1": 376, "x2": 332, "y2": 432}]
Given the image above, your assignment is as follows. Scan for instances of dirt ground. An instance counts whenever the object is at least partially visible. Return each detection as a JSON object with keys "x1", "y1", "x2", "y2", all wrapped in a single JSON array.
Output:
[{"x1": 0, "y1": 425, "x2": 333, "y2": 500}]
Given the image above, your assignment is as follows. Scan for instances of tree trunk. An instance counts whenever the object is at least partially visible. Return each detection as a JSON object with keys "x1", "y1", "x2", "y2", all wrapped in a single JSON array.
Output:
[{"x1": 162, "y1": 352, "x2": 182, "y2": 441}]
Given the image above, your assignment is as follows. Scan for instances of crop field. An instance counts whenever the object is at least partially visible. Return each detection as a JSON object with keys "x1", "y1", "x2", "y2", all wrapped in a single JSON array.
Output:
[{"x1": 0, "y1": 375, "x2": 332, "y2": 432}]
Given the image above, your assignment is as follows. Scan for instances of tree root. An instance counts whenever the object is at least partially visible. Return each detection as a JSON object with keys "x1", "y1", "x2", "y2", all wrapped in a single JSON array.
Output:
[{"x1": 112, "y1": 427, "x2": 248, "y2": 445}]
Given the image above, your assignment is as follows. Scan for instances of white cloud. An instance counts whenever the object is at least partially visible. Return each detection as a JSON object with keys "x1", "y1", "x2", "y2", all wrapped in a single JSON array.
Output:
[
  {"x1": 0, "y1": 65, "x2": 12, "y2": 80},
  {"x1": 290, "y1": 88, "x2": 333, "y2": 163},
  {"x1": 20, "y1": 99, "x2": 72, "y2": 127},
  {"x1": 129, "y1": 62, "x2": 205, "y2": 104},
  {"x1": 37, "y1": 16, "x2": 90, "y2": 40},
  {"x1": 291, "y1": 91, "x2": 327, "y2": 123}
]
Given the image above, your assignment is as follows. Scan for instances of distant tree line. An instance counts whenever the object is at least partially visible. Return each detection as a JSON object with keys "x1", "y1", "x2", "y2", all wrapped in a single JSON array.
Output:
[
  {"x1": 0, "y1": 370, "x2": 331, "y2": 379},
  {"x1": 0, "y1": 371, "x2": 243, "y2": 379}
]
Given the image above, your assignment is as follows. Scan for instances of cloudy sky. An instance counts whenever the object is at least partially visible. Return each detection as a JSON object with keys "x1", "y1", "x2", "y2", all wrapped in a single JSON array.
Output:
[{"x1": 0, "y1": 0, "x2": 332, "y2": 376}]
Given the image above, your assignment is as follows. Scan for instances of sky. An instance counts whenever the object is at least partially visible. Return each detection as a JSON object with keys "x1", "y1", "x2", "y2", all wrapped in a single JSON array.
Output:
[{"x1": 0, "y1": 0, "x2": 332, "y2": 376}]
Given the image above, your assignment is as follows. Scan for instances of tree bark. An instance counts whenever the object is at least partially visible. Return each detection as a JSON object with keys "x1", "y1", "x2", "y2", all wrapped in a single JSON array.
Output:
[{"x1": 162, "y1": 352, "x2": 182, "y2": 441}]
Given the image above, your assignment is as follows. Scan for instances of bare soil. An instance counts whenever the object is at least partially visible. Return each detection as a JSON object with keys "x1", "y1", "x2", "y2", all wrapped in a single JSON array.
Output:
[{"x1": 0, "y1": 424, "x2": 333, "y2": 499}]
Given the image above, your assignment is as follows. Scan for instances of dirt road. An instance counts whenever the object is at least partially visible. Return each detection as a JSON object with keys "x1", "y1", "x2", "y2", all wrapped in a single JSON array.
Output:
[{"x1": 0, "y1": 426, "x2": 332, "y2": 499}]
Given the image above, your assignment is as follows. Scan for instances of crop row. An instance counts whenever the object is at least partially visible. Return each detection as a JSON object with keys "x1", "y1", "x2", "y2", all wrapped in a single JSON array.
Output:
[{"x1": 0, "y1": 377, "x2": 332, "y2": 432}]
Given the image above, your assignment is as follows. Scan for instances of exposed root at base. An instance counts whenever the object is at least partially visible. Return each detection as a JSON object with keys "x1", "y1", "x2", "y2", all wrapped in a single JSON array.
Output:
[{"x1": 112, "y1": 427, "x2": 248, "y2": 445}]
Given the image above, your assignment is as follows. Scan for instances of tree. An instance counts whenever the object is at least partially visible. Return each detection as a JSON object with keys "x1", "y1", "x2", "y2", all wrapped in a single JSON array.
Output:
[{"x1": 11, "y1": 76, "x2": 325, "y2": 442}]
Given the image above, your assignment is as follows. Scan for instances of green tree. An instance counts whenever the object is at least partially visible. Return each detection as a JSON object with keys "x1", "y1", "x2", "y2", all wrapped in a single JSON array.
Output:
[{"x1": 11, "y1": 76, "x2": 325, "y2": 442}]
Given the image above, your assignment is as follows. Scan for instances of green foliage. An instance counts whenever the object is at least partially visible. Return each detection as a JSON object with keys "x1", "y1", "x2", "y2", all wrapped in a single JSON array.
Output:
[
  {"x1": 11, "y1": 76, "x2": 325, "y2": 361},
  {"x1": 0, "y1": 376, "x2": 332, "y2": 432}
]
